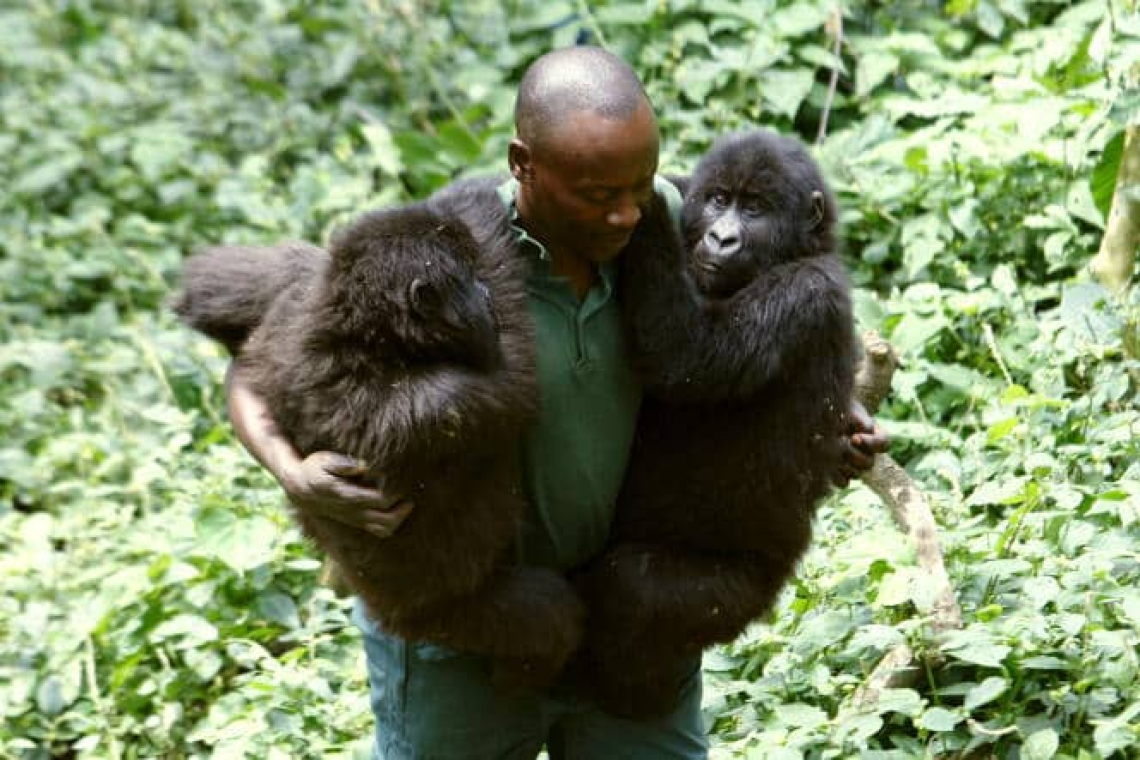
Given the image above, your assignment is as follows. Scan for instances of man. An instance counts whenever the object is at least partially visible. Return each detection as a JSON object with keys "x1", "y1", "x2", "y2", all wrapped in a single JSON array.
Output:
[{"x1": 225, "y1": 46, "x2": 886, "y2": 759}]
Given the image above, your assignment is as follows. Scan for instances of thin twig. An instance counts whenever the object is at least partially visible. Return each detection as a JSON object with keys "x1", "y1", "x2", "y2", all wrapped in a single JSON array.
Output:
[
  {"x1": 85, "y1": 637, "x2": 122, "y2": 759},
  {"x1": 816, "y1": 4, "x2": 844, "y2": 145},
  {"x1": 982, "y1": 323, "x2": 1014, "y2": 386},
  {"x1": 574, "y1": 0, "x2": 608, "y2": 47}
]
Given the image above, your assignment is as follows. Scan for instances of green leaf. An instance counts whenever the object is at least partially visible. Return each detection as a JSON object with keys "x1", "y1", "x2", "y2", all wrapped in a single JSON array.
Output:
[
  {"x1": 856, "y1": 51, "x2": 898, "y2": 96},
  {"x1": 361, "y1": 122, "x2": 405, "y2": 177},
  {"x1": 194, "y1": 506, "x2": 280, "y2": 572},
  {"x1": 889, "y1": 312, "x2": 949, "y2": 354},
  {"x1": 945, "y1": 640, "x2": 1011, "y2": 669},
  {"x1": 797, "y1": 610, "x2": 855, "y2": 647},
  {"x1": 1090, "y1": 131, "x2": 1123, "y2": 221},
  {"x1": 1022, "y1": 728, "x2": 1060, "y2": 760},
  {"x1": 152, "y1": 613, "x2": 220, "y2": 645},
  {"x1": 35, "y1": 675, "x2": 68, "y2": 717},
  {"x1": 918, "y1": 706, "x2": 962, "y2": 732},
  {"x1": 976, "y1": 1, "x2": 1005, "y2": 38},
  {"x1": 13, "y1": 152, "x2": 84, "y2": 196},
  {"x1": 964, "y1": 676, "x2": 1008, "y2": 711},
  {"x1": 596, "y1": 3, "x2": 654, "y2": 24},
  {"x1": 130, "y1": 123, "x2": 194, "y2": 182},
  {"x1": 775, "y1": 703, "x2": 828, "y2": 729},
  {"x1": 770, "y1": 3, "x2": 830, "y2": 36},
  {"x1": 1060, "y1": 282, "x2": 1122, "y2": 345},
  {"x1": 965, "y1": 477, "x2": 1028, "y2": 507},
  {"x1": 1021, "y1": 576, "x2": 1061, "y2": 610},
  {"x1": 874, "y1": 688, "x2": 924, "y2": 717},
  {"x1": 183, "y1": 647, "x2": 224, "y2": 682},
  {"x1": 256, "y1": 590, "x2": 301, "y2": 629},
  {"x1": 835, "y1": 713, "x2": 883, "y2": 743},
  {"x1": 1018, "y1": 655, "x2": 1068, "y2": 671},
  {"x1": 986, "y1": 416, "x2": 1020, "y2": 443},
  {"x1": 876, "y1": 568, "x2": 915, "y2": 607},
  {"x1": 761, "y1": 69, "x2": 815, "y2": 119},
  {"x1": 1093, "y1": 701, "x2": 1140, "y2": 756}
]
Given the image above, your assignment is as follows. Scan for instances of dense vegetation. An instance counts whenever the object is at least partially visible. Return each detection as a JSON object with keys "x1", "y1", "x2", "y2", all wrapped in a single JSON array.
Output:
[{"x1": 1, "y1": 0, "x2": 1138, "y2": 757}]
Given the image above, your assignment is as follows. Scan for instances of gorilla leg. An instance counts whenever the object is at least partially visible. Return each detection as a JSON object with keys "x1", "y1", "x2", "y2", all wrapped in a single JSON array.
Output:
[
  {"x1": 381, "y1": 566, "x2": 586, "y2": 692},
  {"x1": 579, "y1": 544, "x2": 787, "y2": 717}
]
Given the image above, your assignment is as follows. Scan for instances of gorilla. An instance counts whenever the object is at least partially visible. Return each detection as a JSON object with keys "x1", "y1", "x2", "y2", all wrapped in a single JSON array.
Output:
[
  {"x1": 573, "y1": 129, "x2": 855, "y2": 717},
  {"x1": 175, "y1": 202, "x2": 585, "y2": 690}
]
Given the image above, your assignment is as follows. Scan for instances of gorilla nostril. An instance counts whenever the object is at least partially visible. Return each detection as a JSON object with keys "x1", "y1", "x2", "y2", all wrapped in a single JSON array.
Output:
[{"x1": 705, "y1": 229, "x2": 741, "y2": 256}]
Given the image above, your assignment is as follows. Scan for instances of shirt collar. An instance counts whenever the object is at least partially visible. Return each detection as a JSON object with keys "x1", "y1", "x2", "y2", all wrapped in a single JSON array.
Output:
[{"x1": 497, "y1": 177, "x2": 549, "y2": 262}]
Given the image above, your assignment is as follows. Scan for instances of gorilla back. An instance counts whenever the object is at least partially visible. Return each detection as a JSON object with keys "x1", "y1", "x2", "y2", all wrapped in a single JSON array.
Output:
[
  {"x1": 579, "y1": 130, "x2": 855, "y2": 716},
  {"x1": 186, "y1": 202, "x2": 584, "y2": 689}
]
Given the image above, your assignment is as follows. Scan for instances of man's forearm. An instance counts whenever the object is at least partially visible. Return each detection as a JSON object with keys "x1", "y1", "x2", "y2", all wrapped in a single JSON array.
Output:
[{"x1": 224, "y1": 362, "x2": 300, "y2": 485}]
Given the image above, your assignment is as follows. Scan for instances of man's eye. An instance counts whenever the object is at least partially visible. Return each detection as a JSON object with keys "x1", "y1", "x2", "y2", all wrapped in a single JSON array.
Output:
[{"x1": 583, "y1": 189, "x2": 618, "y2": 204}]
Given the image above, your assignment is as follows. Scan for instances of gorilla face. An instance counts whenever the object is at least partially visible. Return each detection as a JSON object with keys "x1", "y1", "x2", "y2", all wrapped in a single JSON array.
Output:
[
  {"x1": 681, "y1": 132, "x2": 837, "y2": 300},
  {"x1": 405, "y1": 251, "x2": 500, "y2": 371},
  {"x1": 686, "y1": 186, "x2": 780, "y2": 298},
  {"x1": 326, "y1": 206, "x2": 501, "y2": 370}
]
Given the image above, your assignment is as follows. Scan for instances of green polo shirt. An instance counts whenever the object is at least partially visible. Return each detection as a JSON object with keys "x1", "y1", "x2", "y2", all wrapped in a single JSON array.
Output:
[{"x1": 495, "y1": 178, "x2": 683, "y2": 571}]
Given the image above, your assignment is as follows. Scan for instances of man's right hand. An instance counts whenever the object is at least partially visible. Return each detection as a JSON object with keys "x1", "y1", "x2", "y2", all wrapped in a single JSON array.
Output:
[
  {"x1": 225, "y1": 363, "x2": 414, "y2": 539},
  {"x1": 279, "y1": 452, "x2": 414, "y2": 538}
]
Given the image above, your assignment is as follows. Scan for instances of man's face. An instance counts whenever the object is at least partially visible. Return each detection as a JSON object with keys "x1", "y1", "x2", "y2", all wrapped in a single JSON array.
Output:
[{"x1": 515, "y1": 103, "x2": 660, "y2": 263}]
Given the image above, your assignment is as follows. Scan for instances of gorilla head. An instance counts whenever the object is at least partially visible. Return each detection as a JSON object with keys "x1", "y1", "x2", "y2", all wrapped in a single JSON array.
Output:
[
  {"x1": 322, "y1": 204, "x2": 500, "y2": 370},
  {"x1": 681, "y1": 131, "x2": 838, "y2": 299}
]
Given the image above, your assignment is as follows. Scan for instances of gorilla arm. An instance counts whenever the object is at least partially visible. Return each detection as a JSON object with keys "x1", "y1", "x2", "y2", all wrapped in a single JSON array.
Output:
[
  {"x1": 636, "y1": 254, "x2": 853, "y2": 403},
  {"x1": 582, "y1": 543, "x2": 788, "y2": 647}
]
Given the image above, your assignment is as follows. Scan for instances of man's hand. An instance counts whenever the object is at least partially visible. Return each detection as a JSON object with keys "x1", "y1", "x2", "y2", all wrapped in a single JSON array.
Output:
[
  {"x1": 835, "y1": 399, "x2": 889, "y2": 486},
  {"x1": 279, "y1": 452, "x2": 414, "y2": 538},
  {"x1": 226, "y1": 363, "x2": 414, "y2": 538}
]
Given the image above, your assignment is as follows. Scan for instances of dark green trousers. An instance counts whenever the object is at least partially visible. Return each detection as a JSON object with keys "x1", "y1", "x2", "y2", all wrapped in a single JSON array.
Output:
[{"x1": 354, "y1": 601, "x2": 709, "y2": 759}]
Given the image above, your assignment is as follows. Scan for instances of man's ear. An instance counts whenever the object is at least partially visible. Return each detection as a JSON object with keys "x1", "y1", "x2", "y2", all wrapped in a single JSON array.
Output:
[{"x1": 508, "y1": 138, "x2": 534, "y2": 183}]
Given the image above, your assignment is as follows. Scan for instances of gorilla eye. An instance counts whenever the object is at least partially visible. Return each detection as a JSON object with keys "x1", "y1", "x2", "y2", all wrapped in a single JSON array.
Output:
[
  {"x1": 742, "y1": 201, "x2": 764, "y2": 218},
  {"x1": 709, "y1": 190, "x2": 731, "y2": 209},
  {"x1": 738, "y1": 193, "x2": 767, "y2": 218}
]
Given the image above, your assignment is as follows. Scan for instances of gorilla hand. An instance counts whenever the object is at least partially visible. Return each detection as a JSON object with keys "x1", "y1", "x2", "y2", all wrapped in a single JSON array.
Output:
[{"x1": 834, "y1": 399, "x2": 889, "y2": 486}]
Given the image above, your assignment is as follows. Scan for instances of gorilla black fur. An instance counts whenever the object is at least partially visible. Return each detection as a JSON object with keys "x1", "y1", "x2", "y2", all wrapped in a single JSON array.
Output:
[
  {"x1": 575, "y1": 129, "x2": 855, "y2": 717},
  {"x1": 173, "y1": 241, "x2": 328, "y2": 355},
  {"x1": 175, "y1": 202, "x2": 585, "y2": 689}
]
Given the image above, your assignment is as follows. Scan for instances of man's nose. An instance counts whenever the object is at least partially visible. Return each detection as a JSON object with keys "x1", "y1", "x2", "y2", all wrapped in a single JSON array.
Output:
[{"x1": 606, "y1": 198, "x2": 641, "y2": 229}]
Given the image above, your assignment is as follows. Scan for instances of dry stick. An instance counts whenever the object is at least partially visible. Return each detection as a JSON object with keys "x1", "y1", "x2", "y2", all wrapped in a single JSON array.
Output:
[
  {"x1": 816, "y1": 4, "x2": 844, "y2": 145},
  {"x1": 840, "y1": 332, "x2": 963, "y2": 718}
]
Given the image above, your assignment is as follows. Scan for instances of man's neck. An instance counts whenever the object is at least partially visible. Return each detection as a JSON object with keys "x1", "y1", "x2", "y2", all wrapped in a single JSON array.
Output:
[
  {"x1": 515, "y1": 194, "x2": 596, "y2": 300},
  {"x1": 546, "y1": 246, "x2": 596, "y2": 300}
]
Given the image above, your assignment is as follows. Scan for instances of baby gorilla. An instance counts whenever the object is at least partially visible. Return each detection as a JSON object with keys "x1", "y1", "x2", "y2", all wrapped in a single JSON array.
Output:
[
  {"x1": 576, "y1": 130, "x2": 855, "y2": 717},
  {"x1": 176, "y1": 203, "x2": 584, "y2": 690}
]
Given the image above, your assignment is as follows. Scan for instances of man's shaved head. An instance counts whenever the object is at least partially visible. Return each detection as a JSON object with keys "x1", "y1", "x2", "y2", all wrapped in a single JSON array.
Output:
[{"x1": 515, "y1": 46, "x2": 653, "y2": 153}]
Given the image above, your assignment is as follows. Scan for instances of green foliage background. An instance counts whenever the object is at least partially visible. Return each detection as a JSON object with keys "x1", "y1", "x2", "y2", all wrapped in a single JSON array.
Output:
[{"x1": 2, "y1": 0, "x2": 1139, "y2": 757}]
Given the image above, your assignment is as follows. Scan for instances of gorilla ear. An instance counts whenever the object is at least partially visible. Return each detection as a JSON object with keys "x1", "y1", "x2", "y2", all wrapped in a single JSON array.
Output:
[
  {"x1": 809, "y1": 190, "x2": 826, "y2": 230},
  {"x1": 408, "y1": 277, "x2": 440, "y2": 315}
]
